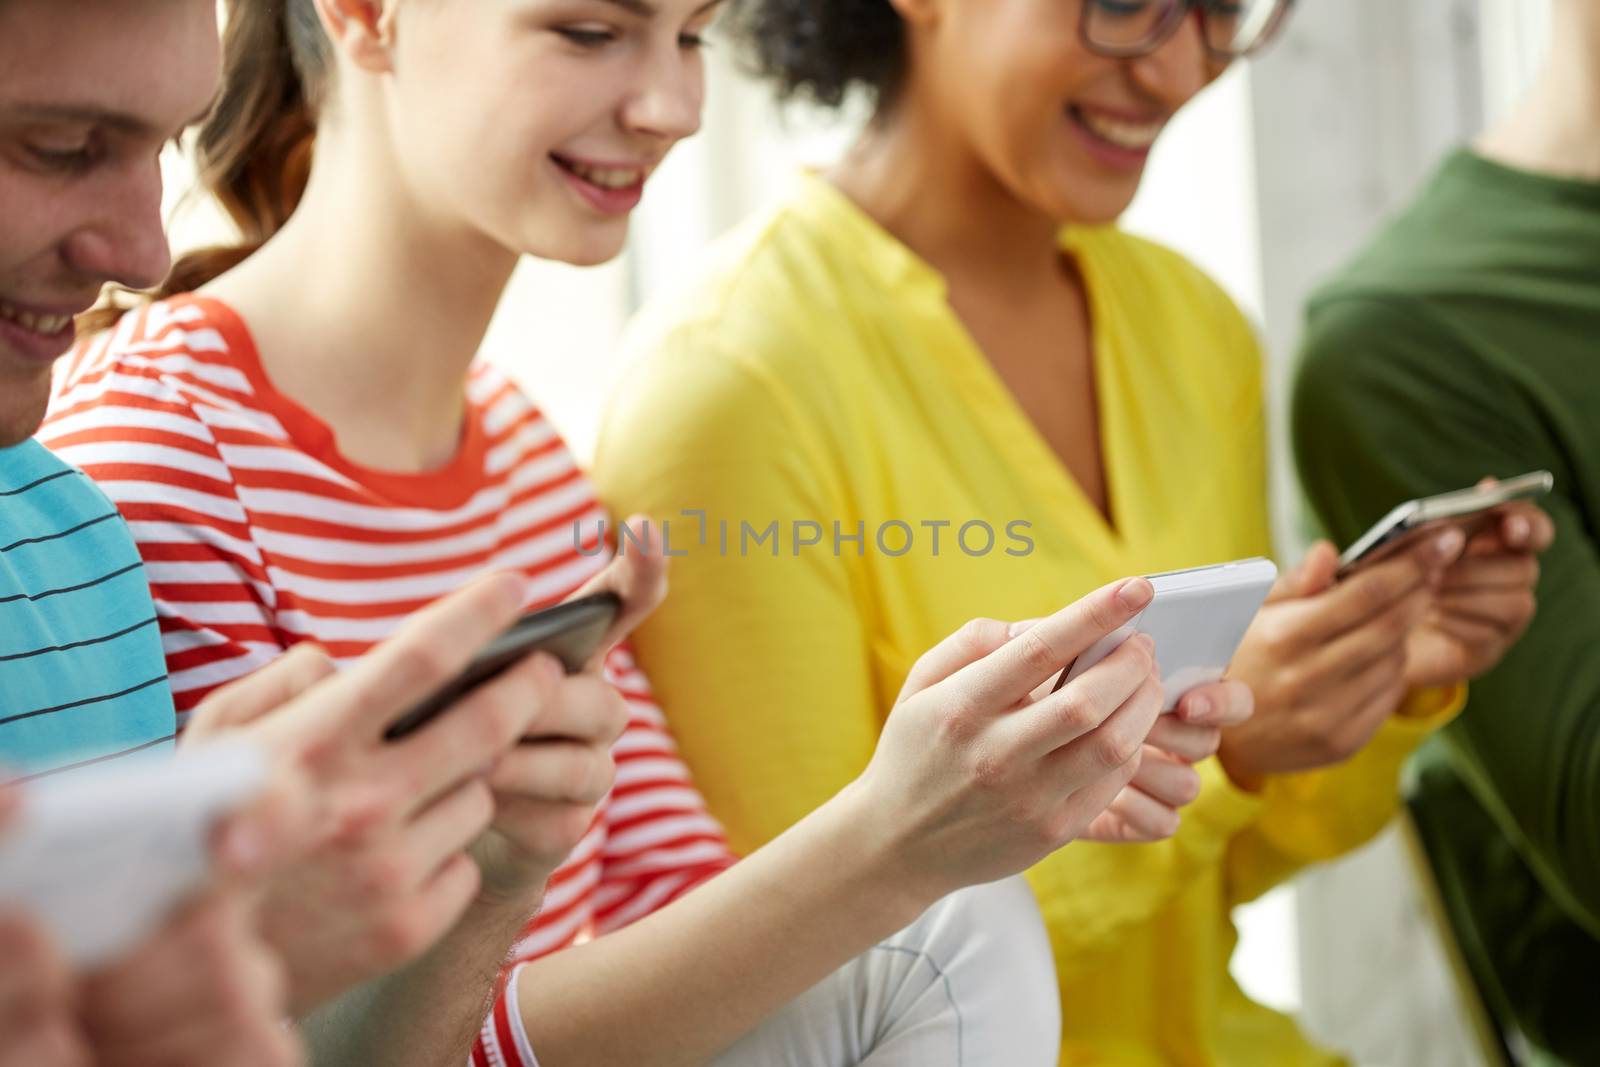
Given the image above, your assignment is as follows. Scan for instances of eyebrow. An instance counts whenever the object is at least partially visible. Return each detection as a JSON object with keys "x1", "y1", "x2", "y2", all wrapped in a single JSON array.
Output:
[
  {"x1": 8, "y1": 100, "x2": 216, "y2": 137},
  {"x1": 592, "y1": 0, "x2": 726, "y2": 17}
]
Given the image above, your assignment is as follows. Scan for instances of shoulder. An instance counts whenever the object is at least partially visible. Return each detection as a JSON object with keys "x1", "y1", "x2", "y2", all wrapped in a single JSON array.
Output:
[
  {"x1": 1084, "y1": 229, "x2": 1252, "y2": 327},
  {"x1": 46, "y1": 297, "x2": 271, "y2": 454}
]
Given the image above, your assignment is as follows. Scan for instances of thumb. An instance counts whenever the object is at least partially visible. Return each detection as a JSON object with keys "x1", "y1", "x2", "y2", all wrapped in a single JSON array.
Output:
[
  {"x1": 184, "y1": 644, "x2": 339, "y2": 743},
  {"x1": 570, "y1": 514, "x2": 670, "y2": 667},
  {"x1": 1267, "y1": 541, "x2": 1338, "y2": 603}
]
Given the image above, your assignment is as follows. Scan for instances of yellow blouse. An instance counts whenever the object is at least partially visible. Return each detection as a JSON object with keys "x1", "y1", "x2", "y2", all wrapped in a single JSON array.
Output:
[{"x1": 595, "y1": 173, "x2": 1457, "y2": 1066}]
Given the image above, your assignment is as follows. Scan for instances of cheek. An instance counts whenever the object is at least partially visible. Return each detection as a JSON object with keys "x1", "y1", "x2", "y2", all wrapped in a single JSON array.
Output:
[{"x1": 0, "y1": 170, "x2": 60, "y2": 279}]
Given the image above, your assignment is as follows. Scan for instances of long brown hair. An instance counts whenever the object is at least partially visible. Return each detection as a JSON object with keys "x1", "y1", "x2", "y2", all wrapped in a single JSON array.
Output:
[{"x1": 82, "y1": 0, "x2": 331, "y2": 332}]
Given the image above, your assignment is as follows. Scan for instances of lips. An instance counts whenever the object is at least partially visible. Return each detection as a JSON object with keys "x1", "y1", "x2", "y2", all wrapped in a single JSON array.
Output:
[
  {"x1": 0, "y1": 299, "x2": 75, "y2": 336},
  {"x1": 549, "y1": 152, "x2": 654, "y2": 216},
  {"x1": 0, "y1": 297, "x2": 90, "y2": 366},
  {"x1": 1070, "y1": 106, "x2": 1165, "y2": 151},
  {"x1": 1065, "y1": 104, "x2": 1167, "y2": 172}
]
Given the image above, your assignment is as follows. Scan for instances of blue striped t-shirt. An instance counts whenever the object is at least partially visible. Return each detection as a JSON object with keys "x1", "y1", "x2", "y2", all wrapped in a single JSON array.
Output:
[{"x1": 0, "y1": 439, "x2": 175, "y2": 779}]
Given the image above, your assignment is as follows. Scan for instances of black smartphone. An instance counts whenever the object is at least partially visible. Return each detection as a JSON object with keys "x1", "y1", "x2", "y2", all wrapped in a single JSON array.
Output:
[{"x1": 384, "y1": 591, "x2": 622, "y2": 741}]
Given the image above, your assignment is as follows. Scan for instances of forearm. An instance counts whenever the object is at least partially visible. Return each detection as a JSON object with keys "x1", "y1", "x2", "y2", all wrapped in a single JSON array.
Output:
[
  {"x1": 515, "y1": 782, "x2": 930, "y2": 1067},
  {"x1": 299, "y1": 889, "x2": 541, "y2": 1067}
]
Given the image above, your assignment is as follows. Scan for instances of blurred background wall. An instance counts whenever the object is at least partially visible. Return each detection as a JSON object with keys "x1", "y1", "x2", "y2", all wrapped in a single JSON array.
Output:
[{"x1": 159, "y1": 2, "x2": 1555, "y2": 1062}]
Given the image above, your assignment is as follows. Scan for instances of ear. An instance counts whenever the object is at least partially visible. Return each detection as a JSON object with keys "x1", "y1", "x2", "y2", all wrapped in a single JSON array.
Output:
[
  {"x1": 313, "y1": 0, "x2": 400, "y2": 74},
  {"x1": 886, "y1": 0, "x2": 939, "y2": 29}
]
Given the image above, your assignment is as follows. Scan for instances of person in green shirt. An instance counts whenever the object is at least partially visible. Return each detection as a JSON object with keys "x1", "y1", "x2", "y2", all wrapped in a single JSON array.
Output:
[{"x1": 1293, "y1": 1, "x2": 1600, "y2": 1060}]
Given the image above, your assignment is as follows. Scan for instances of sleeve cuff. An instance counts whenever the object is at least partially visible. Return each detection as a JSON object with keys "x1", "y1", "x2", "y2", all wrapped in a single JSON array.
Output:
[
  {"x1": 1393, "y1": 683, "x2": 1467, "y2": 726},
  {"x1": 477, "y1": 964, "x2": 539, "y2": 1067}
]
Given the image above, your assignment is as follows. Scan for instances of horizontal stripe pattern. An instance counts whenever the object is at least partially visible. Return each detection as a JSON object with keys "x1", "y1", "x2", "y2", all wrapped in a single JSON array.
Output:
[
  {"x1": 45, "y1": 298, "x2": 734, "y2": 1067},
  {"x1": 0, "y1": 440, "x2": 177, "y2": 776}
]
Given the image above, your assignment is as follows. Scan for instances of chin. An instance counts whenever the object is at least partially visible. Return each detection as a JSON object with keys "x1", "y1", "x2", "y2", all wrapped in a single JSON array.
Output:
[
  {"x1": 522, "y1": 217, "x2": 631, "y2": 269},
  {"x1": 0, "y1": 381, "x2": 51, "y2": 449},
  {"x1": 1039, "y1": 184, "x2": 1141, "y2": 229}
]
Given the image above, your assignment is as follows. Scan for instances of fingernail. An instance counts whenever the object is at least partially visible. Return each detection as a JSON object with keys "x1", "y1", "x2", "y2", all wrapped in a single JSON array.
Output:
[
  {"x1": 1435, "y1": 528, "x2": 1465, "y2": 562},
  {"x1": 1507, "y1": 516, "x2": 1530, "y2": 544},
  {"x1": 1185, "y1": 694, "x2": 1211, "y2": 722},
  {"x1": 1117, "y1": 578, "x2": 1154, "y2": 612}
]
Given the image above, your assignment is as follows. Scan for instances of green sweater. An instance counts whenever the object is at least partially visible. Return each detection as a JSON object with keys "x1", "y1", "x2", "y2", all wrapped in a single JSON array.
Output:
[{"x1": 1294, "y1": 149, "x2": 1600, "y2": 1064}]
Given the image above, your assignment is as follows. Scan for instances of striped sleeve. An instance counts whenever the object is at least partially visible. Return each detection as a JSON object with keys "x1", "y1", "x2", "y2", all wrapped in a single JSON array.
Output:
[
  {"x1": 41, "y1": 364, "x2": 284, "y2": 721},
  {"x1": 469, "y1": 646, "x2": 735, "y2": 1066}
]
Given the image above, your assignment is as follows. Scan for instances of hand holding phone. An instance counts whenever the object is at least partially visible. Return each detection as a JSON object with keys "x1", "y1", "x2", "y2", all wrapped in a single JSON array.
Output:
[
  {"x1": 1054, "y1": 558, "x2": 1278, "y2": 711},
  {"x1": 1337, "y1": 471, "x2": 1554, "y2": 577},
  {"x1": 0, "y1": 743, "x2": 267, "y2": 968},
  {"x1": 384, "y1": 592, "x2": 622, "y2": 741}
]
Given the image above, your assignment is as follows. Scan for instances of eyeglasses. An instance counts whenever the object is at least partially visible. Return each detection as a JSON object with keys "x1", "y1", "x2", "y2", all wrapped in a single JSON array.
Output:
[{"x1": 1080, "y1": 0, "x2": 1296, "y2": 61}]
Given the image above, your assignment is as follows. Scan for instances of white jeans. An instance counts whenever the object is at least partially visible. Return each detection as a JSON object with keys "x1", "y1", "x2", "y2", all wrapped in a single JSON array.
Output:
[{"x1": 710, "y1": 876, "x2": 1061, "y2": 1067}]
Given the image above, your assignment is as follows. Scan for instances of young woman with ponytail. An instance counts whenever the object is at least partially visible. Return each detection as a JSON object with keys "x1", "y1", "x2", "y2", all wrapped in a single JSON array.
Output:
[{"x1": 40, "y1": 2, "x2": 1246, "y2": 1064}]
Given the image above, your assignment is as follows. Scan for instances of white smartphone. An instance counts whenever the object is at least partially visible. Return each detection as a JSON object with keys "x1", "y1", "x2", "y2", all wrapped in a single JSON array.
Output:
[
  {"x1": 1055, "y1": 558, "x2": 1278, "y2": 712},
  {"x1": 1336, "y1": 470, "x2": 1554, "y2": 577},
  {"x1": 0, "y1": 742, "x2": 267, "y2": 968}
]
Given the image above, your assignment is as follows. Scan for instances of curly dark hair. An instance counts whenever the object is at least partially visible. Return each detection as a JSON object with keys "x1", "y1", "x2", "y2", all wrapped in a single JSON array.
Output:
[{"x1": 728, "y1": 0, "x2": 908, "y2": 109}]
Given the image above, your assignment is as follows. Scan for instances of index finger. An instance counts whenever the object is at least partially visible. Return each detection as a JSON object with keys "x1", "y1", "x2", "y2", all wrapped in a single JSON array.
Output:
[
  {"x1": 305, "y1": 571, "x2": 529, "y2": 738},
  {"x1": 942, "y1": 577, "x2": 1154, "y2": 712}
]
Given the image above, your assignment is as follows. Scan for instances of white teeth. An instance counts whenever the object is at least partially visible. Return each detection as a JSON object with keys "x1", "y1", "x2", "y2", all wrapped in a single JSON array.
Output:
[
  {"x1": 1077, "y1": 110, "x2": 1163, "y2": 150},
  {"x1": 566, "y1": 160, "x2": 645, "y2": 190},
  {"x1": 0, "y1": 301, "x2": 72, "y2": 334}
]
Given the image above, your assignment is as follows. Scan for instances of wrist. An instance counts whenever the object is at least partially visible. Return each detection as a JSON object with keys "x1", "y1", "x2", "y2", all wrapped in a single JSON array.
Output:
[
  {"x1": 1216, "y1": 734, "x2": 1267, "y2": 794},
  {"x1": 469, "y1": 830, "x2": 559, "y2": 909},
  {"x1": 820, "y1": 777, "x2": 947, "y2": 927}
]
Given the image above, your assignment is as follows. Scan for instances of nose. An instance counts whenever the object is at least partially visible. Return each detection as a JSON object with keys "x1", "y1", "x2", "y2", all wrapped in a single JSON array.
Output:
[
  {"x1": 621, "y1": 42, "x2": 705, "y2": 144},
  {"x1": 1126, "y1": 7, "x2": 1215, "y2": 110},
  {"x1": 60, "y1": 154, "x2": 173, "y2": 291}
]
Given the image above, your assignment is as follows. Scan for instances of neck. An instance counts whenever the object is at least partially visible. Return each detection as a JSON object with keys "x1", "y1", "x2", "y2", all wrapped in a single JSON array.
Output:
[
  {"x1": 1476, "y1": 9, "x2": 1600, "y2": 181},
  {"x1": 206, "y1": 120, "x2": 520, "y2": 474},
  {"x1": 830, "y1": 100, "x2": 1065, "y2": 296}
]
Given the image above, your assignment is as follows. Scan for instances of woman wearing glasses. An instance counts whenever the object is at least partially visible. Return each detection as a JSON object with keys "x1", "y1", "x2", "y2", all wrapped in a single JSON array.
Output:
[{"x1": 596, "y1": 1, "x2": 1540, "y2": 1062}]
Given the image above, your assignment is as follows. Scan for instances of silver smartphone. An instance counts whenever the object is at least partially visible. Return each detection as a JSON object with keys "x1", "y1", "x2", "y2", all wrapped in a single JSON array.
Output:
[
  {"x1": 1053, "y1": 558, "x2": 1278, "y2": 713},
  {"x1": 1336, "y1": 470, "x2": 1554, "y2": 578}
]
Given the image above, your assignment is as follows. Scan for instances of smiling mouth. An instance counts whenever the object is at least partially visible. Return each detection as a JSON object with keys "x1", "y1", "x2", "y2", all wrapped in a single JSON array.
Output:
[
  {"x1": 550, "y1": 153, "x2": 650, "y2": 191},
  {"x1": 1068, "y1": 106, "x2": 1165, "y2": 152},
  {"x1": 0, "y1": 300, "x2": 76, "y2": 336}
]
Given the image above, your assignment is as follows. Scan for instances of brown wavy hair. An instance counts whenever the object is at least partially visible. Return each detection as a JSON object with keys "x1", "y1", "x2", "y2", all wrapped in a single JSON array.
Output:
[{"x1": 82, "y1": 0, "x2": 332, "y2": 333}]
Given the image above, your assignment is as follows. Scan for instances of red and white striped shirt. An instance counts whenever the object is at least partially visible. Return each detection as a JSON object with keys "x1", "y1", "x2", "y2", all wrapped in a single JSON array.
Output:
[{"x1": 42, "y1": 295, "x2": 737, "y2": 1067}]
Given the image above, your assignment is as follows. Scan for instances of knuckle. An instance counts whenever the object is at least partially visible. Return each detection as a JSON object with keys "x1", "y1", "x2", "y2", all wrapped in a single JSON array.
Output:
[
  {"x1": 369, "y1": 906, "x2": 429, "y2": 965},
  {"x1": 1095, "y1": 725, "x2": 1143, "y2": 771},
  {"x1": 1172, "y1": 766, "x2": 1203, "y2": 806},
  {"x1": 1277, "y1": 665, "x2": 1309, "y2": 707},
  {"x1": 355, "y1": 852, "x2": 408, "y2": 900},
  {"x1": 1055, "y1": 691, "x2": 1101, "y2": 734},
  {"x1": 960, "y1": 617, "x2": 1002, "y2": 654},
  {"x1": 935, "y1": 701, "x2": 982, "y2": 748},
  {"x1": 970, "y1": 749, "x2": 1008, "y2": 794},
  {"x1": 1085, "y1": 592, "x2": 1124, "y2": 636},
  {"x1": 1359, "y1": 576, "x2": 1393, "y2": 614},
  {"x1": 1378, "y1": 608, "x2": 1414, "y2": 645},
  {"x1": 1013, "y1": 627, "x2": 1061, "y2": 676}
]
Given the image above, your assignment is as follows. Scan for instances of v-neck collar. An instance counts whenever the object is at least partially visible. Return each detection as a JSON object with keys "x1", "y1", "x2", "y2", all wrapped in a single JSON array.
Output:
[{"x1": 793, "y1": 172, "x2": 1129, "y2": 568}]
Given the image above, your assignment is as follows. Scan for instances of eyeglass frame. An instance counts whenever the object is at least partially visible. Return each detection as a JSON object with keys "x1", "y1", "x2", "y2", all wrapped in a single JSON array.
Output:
[{"x1": 1078, "y1": 0, "x2": 1297, "y2": 61}]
